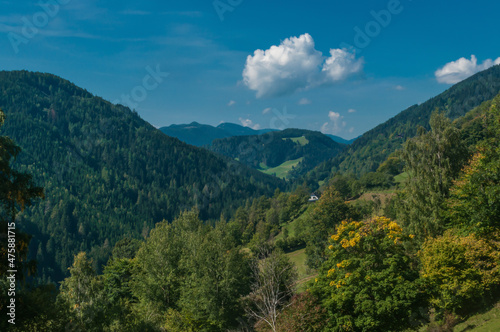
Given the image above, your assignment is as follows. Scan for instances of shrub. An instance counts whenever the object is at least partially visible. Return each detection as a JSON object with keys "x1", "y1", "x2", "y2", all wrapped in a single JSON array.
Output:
[{"x1": 419, "y1": 230, "x2": 500, "y2": 318}]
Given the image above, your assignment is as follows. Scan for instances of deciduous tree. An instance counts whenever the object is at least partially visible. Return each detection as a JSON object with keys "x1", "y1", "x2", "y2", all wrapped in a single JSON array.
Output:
[
  {"x1": 396, "y1": 111, "x2": 468, "y2": 240},
  {"x1": 312, "y1": 217, "x2": 425, "y2": 331},
  {"x1": 246, "y1": 248, "x2": 297, "y2": 332},
  {"x1": 445, "y1": 101, "x2": 500, "y2": 235}
]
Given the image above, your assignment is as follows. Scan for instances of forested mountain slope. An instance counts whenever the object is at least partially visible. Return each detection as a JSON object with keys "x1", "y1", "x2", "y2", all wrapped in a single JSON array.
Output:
[
  {"x1": 160, "y1": 122, "x2": 232, "y2": 146},
  {"x1": 0, "y1": 70, "x2": 283, "y2": 282},
  {"x1": 305, "y1": 64, "x2": 500, "y2": 185},
  {"x1": 208, "y1": 128, "x2": 346, "y2": 179}
]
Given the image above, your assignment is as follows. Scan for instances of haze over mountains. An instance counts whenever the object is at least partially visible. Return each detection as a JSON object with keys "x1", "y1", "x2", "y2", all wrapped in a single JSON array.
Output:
[{"x1": 159, "y1": 122, "x2": 276, "y2": 147}]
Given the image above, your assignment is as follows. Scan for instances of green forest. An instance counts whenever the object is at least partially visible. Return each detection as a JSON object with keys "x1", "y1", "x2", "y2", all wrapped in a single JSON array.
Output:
[
  {"x1": 208, "y1": 129, "x2": 346, "y2": 179},
  {"x1": 0, "y1": 71, "x2": 284, "y2": 283},
  {"x1": 1, "y1": 69, "x2": 500, "y2": 331}
]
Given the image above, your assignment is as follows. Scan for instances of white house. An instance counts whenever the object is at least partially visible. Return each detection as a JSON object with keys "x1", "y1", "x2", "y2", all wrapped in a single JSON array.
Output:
[{"x1": 308, "y1": 193, "x2": 319, "y2": 202}]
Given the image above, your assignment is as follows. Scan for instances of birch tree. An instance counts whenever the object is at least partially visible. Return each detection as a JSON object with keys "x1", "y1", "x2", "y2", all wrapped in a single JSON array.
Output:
[{"x1": 246, "y1": 248, "x2": 297, "y2": 332}]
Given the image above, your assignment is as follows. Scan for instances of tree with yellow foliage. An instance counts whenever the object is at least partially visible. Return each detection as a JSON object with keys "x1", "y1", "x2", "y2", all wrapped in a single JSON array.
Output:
[{"x1": 312, "y1": 217, "x2": 426, "y2": 331}]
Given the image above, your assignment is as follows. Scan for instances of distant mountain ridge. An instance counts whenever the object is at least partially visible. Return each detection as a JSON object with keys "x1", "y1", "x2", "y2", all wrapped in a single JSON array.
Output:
[
  {"x1": 325, "y1": 134, "x2": 357, "y2": 145},
  {"x1": 159, "y1": 122, "x2": 276, "y2": 146},
  {"x1": 160, "y1": 121, "x2": 353, "y2": 147},
  {"x1": 217, "y1": 122, "x2": 277, "y2": 136}
]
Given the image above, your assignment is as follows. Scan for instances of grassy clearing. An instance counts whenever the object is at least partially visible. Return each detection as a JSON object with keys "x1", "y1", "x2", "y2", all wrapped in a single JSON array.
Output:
[
  {"x1": 275, "y1": 204, "x2": 315, "y2": 241},
  {"x1": 258, "y1": 162, "x2": 269, "y2": 170},
  {"x1": 286, "y1": 248, "x2": 316, "y2": 292},
  {"x1": 394, "y1": 171, "x2": 409, "y2": 184},
  {"x1": 454, "y1": 303, "x2": 500, "y2": 331},
  {"x1": 282, "y1": 136, "x2": 309, "y2": 146},
  {"x1": 275, "y1": 220, "x2": 297, "y2": 240},
  {"x1": 347, "y1": 191, "x2": 395, "y2": 217},
  {"x1": 260, "y1": 157, "x2": 304, "y2": 179},
  {"x1": 278, "y1": 205, "x2": 317, "y2": 292},
  {"x1": 354, "y1": 191, "x2": 395, "y2": 204}
]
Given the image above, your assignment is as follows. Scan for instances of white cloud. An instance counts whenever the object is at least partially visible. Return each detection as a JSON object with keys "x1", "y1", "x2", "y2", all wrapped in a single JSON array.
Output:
[
  {"x1": 320, "y1": 122, "x2": 330, "y2": 134},
  {"x1": 239, "y1": 118, "x2": 261, "y2": 130},
  {"x1": 322, "y1": 48, "x2": 364, "y2": 82},
  {"x1": 394, "y1": 85, "x2": 405, "y2": 91},
  {"x1": 243, "y1": 33, "x2": 364, "y2": 98},
  {"x1": 262, "y1": 107, "x2": 272, "y2": 114},
  {"x1": 328, "y1": 111, "x2": 341, "y2": 122},
  {"x1": 298, "y1": 98, "x2": 312, "y2": 105},
  {"x1": 348, "y1": 127, "x2": 355, "y2": 133},
  {"x1": 435, "y1": 55, "x2": 500, "y2": 84},
  {"x1": 348, "y1": 108, "x2": 356, "y2": 113},
  {"x1": 227, "y1": 100, "x2": 236, "y2": 106},
  {"x1": 321, "y1": 111, "x2": 346, "y2": 135}
]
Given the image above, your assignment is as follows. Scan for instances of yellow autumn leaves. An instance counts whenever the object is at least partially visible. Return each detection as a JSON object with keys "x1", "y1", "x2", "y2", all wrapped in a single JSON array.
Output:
[
  {"x1": 328, "y1": 216, "x2": 410, "y2": 252},
  {"x1": 325, "y1": 216, "x2": 414, "y2": 288}
]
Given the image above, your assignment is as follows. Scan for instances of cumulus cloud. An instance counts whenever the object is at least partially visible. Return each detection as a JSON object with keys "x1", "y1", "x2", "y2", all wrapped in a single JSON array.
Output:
[
  {"x1": 348, "y1": 108, "x2": 356, "y2": 113},
  {"x1": 394, "y1": 85, "x2": 405, "y2": 91},
  {"x1": 435, "y1": 55, "x2": 500, "y2": 84},
  {"x1": 298, "y1": 98, "x2": 312, "y2": 105},
  {"x1": 321, "y1": 111, "x2": 346, "y2": 135},
  {"x1": 243, "y1": 33, "x2": 364, "y2": 98},
  {"x1": 239, "y1": 118, "x2": 261, "y2": 130},
  {"x1": 227, "y1": 100, "x2": 236, "y2": 106},
  {"x1": 322, "y1": 49, "x2": 363, "y2": 81}
]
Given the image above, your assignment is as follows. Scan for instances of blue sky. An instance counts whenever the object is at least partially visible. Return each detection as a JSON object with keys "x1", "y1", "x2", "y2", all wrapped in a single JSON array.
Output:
[{"x1": 1, "y1": 0, "x2": 499, "y2": 139}]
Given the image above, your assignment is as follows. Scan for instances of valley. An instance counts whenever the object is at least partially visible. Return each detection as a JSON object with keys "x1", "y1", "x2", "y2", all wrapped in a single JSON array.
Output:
[
  {"x1": 2, "y1": 1, "x2": 500, "y2": 330},
  {"x1": 1, "y1": 65, "x2": 500, "y2": 331}
]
